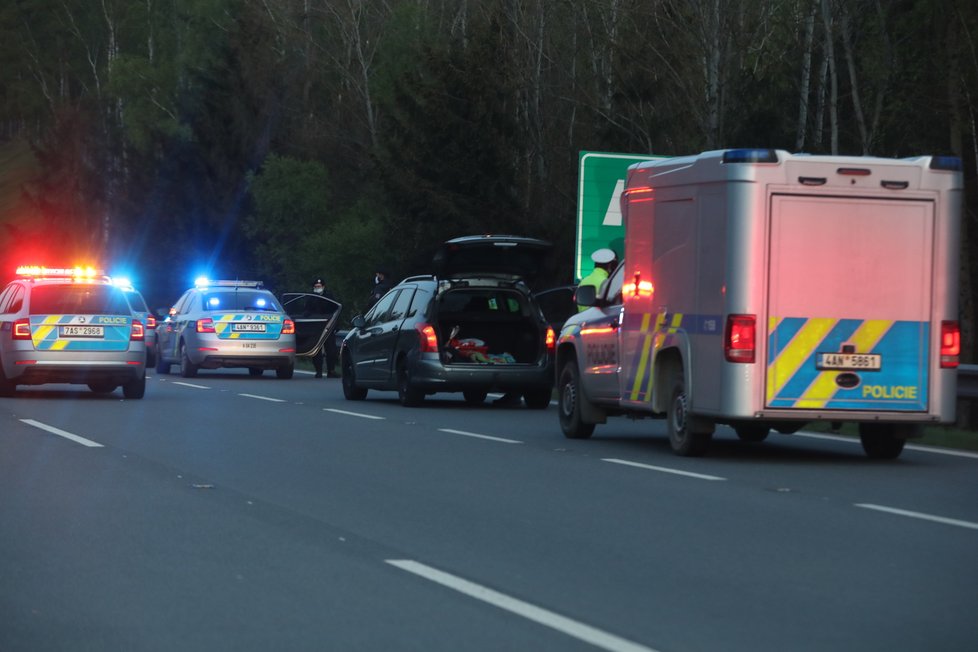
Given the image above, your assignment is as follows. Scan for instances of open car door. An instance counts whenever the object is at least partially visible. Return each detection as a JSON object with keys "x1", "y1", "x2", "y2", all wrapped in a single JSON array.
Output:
[{"x1": 280, "y1": 293, "x2": 342, "y2": 357}]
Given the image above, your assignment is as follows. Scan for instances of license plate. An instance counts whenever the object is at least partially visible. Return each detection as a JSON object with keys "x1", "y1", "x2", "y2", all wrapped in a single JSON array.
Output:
[
  {"x1": 817, "y1": 352, "x2": 881, "y2": 370},
  {"x1": 232, "y1": 323, "x2": 266, "y2": 332},
  {"x1": 59, "y1": 325, "x2": 104, "y2": 338}
]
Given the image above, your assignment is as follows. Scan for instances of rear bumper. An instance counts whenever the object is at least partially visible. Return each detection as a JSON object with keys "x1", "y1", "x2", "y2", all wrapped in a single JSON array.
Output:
[
  {"x1": 410, "y1": 354, "x2": 554, "y2": 393},
  {"x1": 6, "y1": 357, "x2": 145, "y2": 385},
  {"x1": 196, "y1": 354, "x2": 295, "y2": 370}
]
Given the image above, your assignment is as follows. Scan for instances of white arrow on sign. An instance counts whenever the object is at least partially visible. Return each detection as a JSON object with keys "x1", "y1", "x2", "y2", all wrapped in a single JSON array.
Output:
[{"x1": 602, "y1": 179, "x2": 625, "y2": 226}]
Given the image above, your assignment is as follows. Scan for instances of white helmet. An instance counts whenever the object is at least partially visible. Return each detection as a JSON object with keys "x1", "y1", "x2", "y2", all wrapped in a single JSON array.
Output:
[{"x1": 591, "y1": 248, "x2": 616, "y2": 265}]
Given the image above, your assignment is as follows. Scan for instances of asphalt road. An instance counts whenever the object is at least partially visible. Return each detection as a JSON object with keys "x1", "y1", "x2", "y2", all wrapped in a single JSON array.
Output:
[{"x1": 2, "y1": 370, "x2": 976, "y2": 652}]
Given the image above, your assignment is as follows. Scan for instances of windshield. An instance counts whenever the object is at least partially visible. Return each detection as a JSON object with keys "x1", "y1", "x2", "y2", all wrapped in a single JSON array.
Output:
[
  {"x1": 29, "y1": 284, "x2": 131, "y2": 315},
  {"x1": 201, "y1": 289, "x2": 281, "y2": 312}
]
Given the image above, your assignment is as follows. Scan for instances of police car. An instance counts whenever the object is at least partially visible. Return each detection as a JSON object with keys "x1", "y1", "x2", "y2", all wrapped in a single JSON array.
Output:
[
  {"x1": 0, "y1": 266, "x2": 147, "y2": 398},
  {"x1": 114, "y1": 278, "x2": 158, "y2": 367},
  {"x1": 155, "y1": 279, "x2": 300, "y2": 378}
]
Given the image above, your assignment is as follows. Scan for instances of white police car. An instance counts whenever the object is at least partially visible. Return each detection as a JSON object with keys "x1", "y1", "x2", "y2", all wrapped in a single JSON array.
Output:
[
  {"x1": 156, "y1": 279, "x2": 300, "y2": 378},
  {"x1": 0, "y1": 266, "x2": 147, "y2": 398}
]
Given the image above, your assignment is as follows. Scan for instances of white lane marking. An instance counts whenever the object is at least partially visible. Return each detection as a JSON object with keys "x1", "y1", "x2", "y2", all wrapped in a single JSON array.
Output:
[
  {"x1": 855, "y1": 503, "x2": 978, "y2": 531},
  {"x1": 239, "y1": 393, "x2": 286, "y2": 403},
  {"x1": 438, "y1": 428, "x2": 522, "y2": 444},
  {"x1": 602, "y1": 458, "x2": 726, "y2": 481},
  {"x1": 172, "y1": 381, "x2": 210, "y2": 389},
  {"x1": 795, "y1": 431, "x2": 978, "y2": 459},
  {"x1": 323, "y1": 408, "x2": 385, "y2": 420},
  {"x1": 19, "y1": 419, "x2": 103, "y2": 448},
  {"x1": 386, "y1": 559, "x2": 661, "y2": 652}
]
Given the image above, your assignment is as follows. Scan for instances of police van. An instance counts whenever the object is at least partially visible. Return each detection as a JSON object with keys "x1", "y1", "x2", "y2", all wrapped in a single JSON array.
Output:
[
  {"x1": 0, "y1": 266, "x2": 147, "y2": 397},
  {"x1": 557, "y1": 149, "x2": 962, "y2": 458}
]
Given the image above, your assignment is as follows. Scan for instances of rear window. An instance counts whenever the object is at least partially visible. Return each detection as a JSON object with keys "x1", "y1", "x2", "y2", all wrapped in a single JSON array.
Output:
[
  {"x1": 440, "y1": 290, "x2": 525, "y2": 315},
  {"x1": 201, "y1": 290, "x2": 281, "y2": 312},
  {"x1": 125, "y1": 290, "x2": 150, "y2": 313},
  {"x1": 29, "y1": 284, "x2": 131, "y2": 315}
]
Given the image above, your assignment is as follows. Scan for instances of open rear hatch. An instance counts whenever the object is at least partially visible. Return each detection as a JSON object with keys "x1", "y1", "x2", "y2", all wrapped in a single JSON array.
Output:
[{"x1": 765, "y1": 194, "x2": 933, "y2": 412}]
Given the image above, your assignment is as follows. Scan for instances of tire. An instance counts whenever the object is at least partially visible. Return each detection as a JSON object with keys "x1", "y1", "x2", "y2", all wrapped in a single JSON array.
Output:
[
  {"x1": 248, "y1": 367, "x2": 264, "y2": 377},
  {"x1": 180, "y1": 342, "x2": 198, "y2": 378},
  {"x1": 342, "y1": 353, "x2": 367, "y2": 400},
  {"x1": 558, "y1": 360, "x2": 595, "y2": 439},
  {"x1": 463, "y1": 390, "x2": 488, "y2": 405},
  {"x1": 156, "y1": 350, "x2": 171, "y2": 374},
  {"x1": 88, "y1": 382, "x2": 117, "y2": 394},
  {"x1": 667, "y1": 368, "x2": 712, "y2": 456},
  {"x1": 146, "y1": 350, "x2": 157, "y2": 368},
  {"x1": 859, "y1": 423, "x2": 907, "y2": 459},
  {"x1": 523, "y1": 389, "x2": 552, "y2": 410},
  {"x1": 397, "y1": 359, "x2": 424, "y2": 407},
  {"x1": 276, "y1": 363, "x2": 294, "y2": 379},
  {"x1": 734, "y1": 423, "x2": 769, "y2": 443},
  {"x1": 122, "y1": 373, "x2": 146, "y2": 399}
]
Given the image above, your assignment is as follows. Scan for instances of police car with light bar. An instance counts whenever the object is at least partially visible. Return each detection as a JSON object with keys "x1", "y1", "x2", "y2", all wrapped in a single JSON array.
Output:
[
  {"x1": 155, "y1": 278, "x2": 301, "y2": 378},
  {"x1": 0, "y1": 266, "x2": 147, "y2": 398}
]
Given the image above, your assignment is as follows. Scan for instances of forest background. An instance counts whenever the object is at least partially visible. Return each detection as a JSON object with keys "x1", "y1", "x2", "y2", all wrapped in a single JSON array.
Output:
[{"x1": 1, "y1": 0, "x2": 977, "y2": 365}]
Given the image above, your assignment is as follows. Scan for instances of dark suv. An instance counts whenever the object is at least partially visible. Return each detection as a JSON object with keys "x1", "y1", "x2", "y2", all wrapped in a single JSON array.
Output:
[{"x1": 340, "y1": 235, "x2": 556, "y2": 407}]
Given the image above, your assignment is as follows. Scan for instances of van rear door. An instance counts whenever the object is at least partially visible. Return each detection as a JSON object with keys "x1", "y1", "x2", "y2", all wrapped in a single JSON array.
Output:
[{"x1": 765, "y1": 194, "x2": 933, "y2": 412}]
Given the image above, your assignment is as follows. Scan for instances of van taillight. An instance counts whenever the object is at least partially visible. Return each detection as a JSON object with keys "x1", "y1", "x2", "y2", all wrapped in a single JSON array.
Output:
[
  {"x1": 146, "y1": 315, "x2": 157, "y2": 329},
  {"x1": 940, "y1": 320, "x2": 960, "y2": 368},
  {"x1": 196, "y1": 318, "x2": 216, "y2": 333},
  {"x1": 725, "y1": 314, "x2": 756, "y2": 363},
  {"x1": 282, "y1": 319, "x2": 295, "y2": 335},
  {"x1": 545, "y1": 327, "x2": 555, "y2": 351},
  {"x1": 131, "y1": 319, "x2": 145, "y2": 341},
  {"x1": 417, "y1": 323, "x2": 439, "y2": 352},
  {"x1": 13, "y1": 318, "x2": 32, "y2": 340}
]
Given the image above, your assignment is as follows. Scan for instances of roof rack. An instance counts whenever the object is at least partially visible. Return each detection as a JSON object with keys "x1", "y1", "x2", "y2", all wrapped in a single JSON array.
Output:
[{"x1": 194, "y1": 278, "x2": 263, "y2": 289}]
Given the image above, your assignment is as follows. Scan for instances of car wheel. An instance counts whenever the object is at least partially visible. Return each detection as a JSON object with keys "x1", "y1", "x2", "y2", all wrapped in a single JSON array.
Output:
[
  {"x1": 342, "y1": 353, "x2": 367, "y2": 400},
  {"x1": 87, "y1": 382, "x2": 117, "y2": 394},
  {"x1": 462, "y1": 390, "x2": 488, "y2": 405},
  {"x1": 276, "y1": 363, "x2": 294, "y2": 379},
  {"x1": 667, "y1": 367, "x2": 712, "y2": 456},
  {"x1": 122, "y1": 373, "x2": 146, "y2": 399},
  {"x1": 557, "y1": 360, "x2": 595, "y2": 439},
  {"x1": 858, "y1": 422, "x2": 907, "y2": 459},
  {"x1": 248, "y1": 367, "x2": 264, "y2": 377},
  {"x1": 734, "y1": 423, "x2": 769, "y2": 443},
  {"x1": 523, "y1": 389, "x2": 552, "y2": 410},
  {"x1": 180, "y1": 342, "x2": 198, "y2": 378},
  {"x1": 397, "y1": 359, "x2": 424, "y2": 407}
]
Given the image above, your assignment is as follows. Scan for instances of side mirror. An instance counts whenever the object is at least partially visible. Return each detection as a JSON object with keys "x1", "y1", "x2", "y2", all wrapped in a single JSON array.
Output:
[
  {"x1": 352, "y1": 315, "x2": 366, "y2": 329},
  {"x1": 574, "y1": 284, "x2": 597, "y2": 307}
]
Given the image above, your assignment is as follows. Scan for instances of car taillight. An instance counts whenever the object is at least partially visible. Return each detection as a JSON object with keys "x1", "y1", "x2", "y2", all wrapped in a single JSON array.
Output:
[
  {"x1": 940, "y1": 320, "x2": 960, "y2": 368},
  {"x1": 545, "y1": 326, "x2": 555, "y2": 351},
  {"x1": 417, "y1": 323, "x2": 439, "y2": 352},
  {"x1": 196, "y1": 318, "x2": 216, "y2": 333},
  {"x1": 282, "y1": 318, "x2": 295, "y2": 335},
  {"x1": 131, "y1": 319, "x2": 145, "y2": 341},
  {"x1": 725, "y1": 314, "x2": 756, "y2": 363},
  {"x1": 13, "y1": 318, "x2": 32, "y2": 340},
  {"x1": 146, "y1": 315, "x2": 157, "y2": 329}
]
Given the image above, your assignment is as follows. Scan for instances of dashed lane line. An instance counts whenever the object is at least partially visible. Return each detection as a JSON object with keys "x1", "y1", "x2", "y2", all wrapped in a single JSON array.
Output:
[
  {"x1": 19, "y1": 419, "x2": 103, "y2": 448},
  {"x1": 438, "y1": 428, "x2": 523, "y2": 444},
  {"x1": 323, "y1": 408, "x2": 385, "y2": 420},
  {"x1": 171, "y1": 381, "x2": 211, "y2": 390},
  {"x1": 602, "y1": 458, "x2": 726, "y2": 481},
  {"x1": 386, "y1": 559, "x2": 661, "y2": 652},
  {"x1": 855, "y1": 503, "x2": 978, "y2": 531},
  {"x1": 239, "y1": 393, "x2": 287, "y2": 403}
]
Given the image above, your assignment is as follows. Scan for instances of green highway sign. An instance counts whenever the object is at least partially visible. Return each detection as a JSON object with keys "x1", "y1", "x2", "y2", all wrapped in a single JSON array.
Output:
[{"x1": 575, "y1": 151, "x2": 663, "y2": 281}]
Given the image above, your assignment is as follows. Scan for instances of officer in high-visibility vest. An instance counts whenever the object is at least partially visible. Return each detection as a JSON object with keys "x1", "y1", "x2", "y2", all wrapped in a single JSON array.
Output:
[{"x1": 577, "y1": 248, "x2": 618, "y2": 311}]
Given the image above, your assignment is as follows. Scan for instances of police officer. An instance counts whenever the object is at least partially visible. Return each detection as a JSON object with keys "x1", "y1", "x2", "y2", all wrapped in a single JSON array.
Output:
[
  {"x1": 577, "y1": 248, "x2": 618, "y2": 311},
  {"x1": 312, "y1": 278, "x2": 339, "y2": 378},
  {"x1": 366, "y1": 269, "x2": 392, "y2": 309}
]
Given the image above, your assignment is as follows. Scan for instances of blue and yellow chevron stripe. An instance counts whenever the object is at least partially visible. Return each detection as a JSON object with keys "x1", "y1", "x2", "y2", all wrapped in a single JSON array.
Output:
[
  {"x1": 213, "y1": 313, "x2": 284, "y2": 339},
  {"x1": 30, "y1": 315, "x2": 131, "y2": 351}
]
